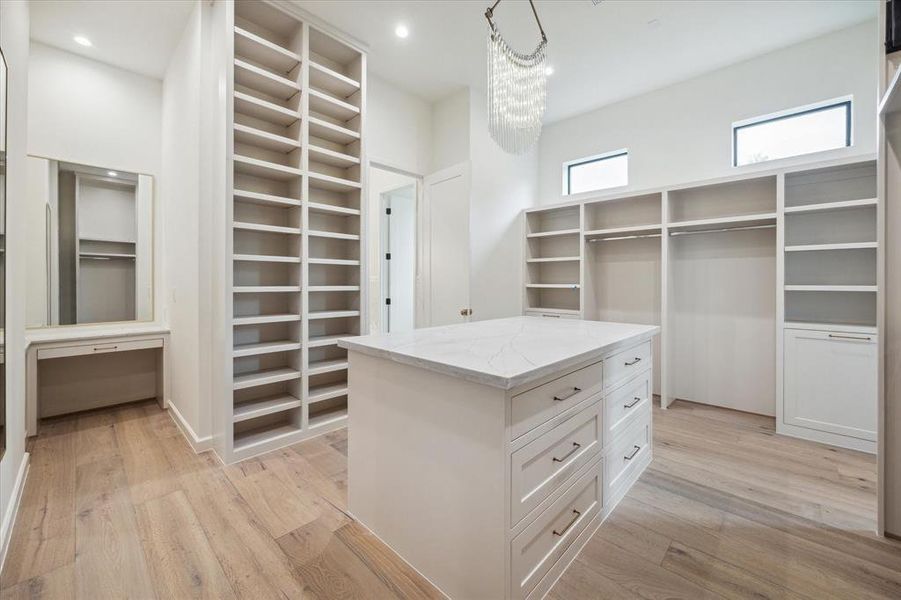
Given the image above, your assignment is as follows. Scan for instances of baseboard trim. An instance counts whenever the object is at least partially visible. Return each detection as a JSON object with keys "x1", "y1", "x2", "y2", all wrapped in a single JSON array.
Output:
[
  {"x1": 167, "y1": 401, "x2": 213, "y2": 453},
  {"x1": 0, "y1": 452, "x2": 31, "y2": 573}
]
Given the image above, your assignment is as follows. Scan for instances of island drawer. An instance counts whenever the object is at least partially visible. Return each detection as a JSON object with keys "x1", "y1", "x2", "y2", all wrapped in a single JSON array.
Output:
[
  {"x1": 511, "y1": 400, "x2": 601, "y2": 526},
  {"x1": 511, "y1": 456, "x2": 602, "y2": 600},
  {"x1": 605, "y1": 413, "x2": 651, "y2": 500},
  {"x1": 604, "y1": 372, "x2": 651, "y2": 446},
  {"x1": 511, "y1": 360, "x2": 604, "y2": 439},
  {"x1": 604, "y1": 341, "x2": 651, "y2": 391}
]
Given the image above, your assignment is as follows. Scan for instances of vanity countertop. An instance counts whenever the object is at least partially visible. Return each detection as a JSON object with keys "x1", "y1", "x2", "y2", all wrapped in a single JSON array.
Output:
[
  {"x1": 24, "y1": 322, "x2": 170, "y2": 346},
  {"x1": 338, "y1": 316, "x2": 659, "y2": 390}
]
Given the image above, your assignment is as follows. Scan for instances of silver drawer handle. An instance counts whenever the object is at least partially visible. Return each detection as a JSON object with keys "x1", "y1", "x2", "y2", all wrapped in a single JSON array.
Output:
[
  {"x1": 541, "y1": 313, "x2": 561, "y2": 318},
  {"x1": 552, "y1": 442, "x2": 582, "y2": 463},
  {"x1": 624, "y1": 445, "x2": 641, "y2": 461},
  {"x1": 553, "y1": 387, "x2": 581, "y2": 402},
  {"x1": 93, "y1": 345, "x2": 119, "y2": 352},
  {"x1": 624, "y1": 396, "x2": 641, "y2": 409},
  {"x1": 625, "y1": 357, "x2": 642, "y2": 366},
  {"x1": 828, "y1": 334, "x2": 871, "y2": 341},
  {"x1": 552, "y1": 509, "x2": 581, "y2": 537}
]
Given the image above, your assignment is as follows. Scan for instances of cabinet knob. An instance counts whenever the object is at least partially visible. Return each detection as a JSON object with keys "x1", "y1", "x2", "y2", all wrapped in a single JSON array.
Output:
[{"x1": 459, "y1": 308, "x2": 472, "y2": 316}]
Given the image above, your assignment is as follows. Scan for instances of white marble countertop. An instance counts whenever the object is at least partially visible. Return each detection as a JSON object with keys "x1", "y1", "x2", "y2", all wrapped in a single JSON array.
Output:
[{"x1": 339, "y1": 317, "x2": 660, "y2": 390}]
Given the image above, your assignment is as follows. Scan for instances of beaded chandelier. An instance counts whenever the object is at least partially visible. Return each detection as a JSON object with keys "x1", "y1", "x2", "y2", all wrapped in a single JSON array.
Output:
[{"x1": 485, "y1": 0, "x2": 548, "y2": 154}]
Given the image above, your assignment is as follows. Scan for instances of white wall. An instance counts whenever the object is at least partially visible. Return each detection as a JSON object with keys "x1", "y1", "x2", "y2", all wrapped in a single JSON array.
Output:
[
  {"x1": 431, "y1": 89, "x2": 470, "y2": 173},
  {"x1": 367, "y1": 75, "x2": 431, "y2": 175},
  {"x1": 468, "y1": 88, "x2": 537, "y2": 321},
  {"x1": 27, "y1": 42, "x2": 162, "y2": 178},
  {"x1": 0, "y1": 0, "x2": 30, "y2": 568},
  {"x1": 161, "y1": 3, "x2": 207, "y2": 442},
  {"x1": 538, "y1": 21, "x2": 878, "y2": 204}
]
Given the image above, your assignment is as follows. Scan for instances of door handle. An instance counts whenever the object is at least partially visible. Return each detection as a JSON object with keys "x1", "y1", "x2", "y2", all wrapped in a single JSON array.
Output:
[{"x1": 459, "y1": 308, "x2": 472, "y2": 316}]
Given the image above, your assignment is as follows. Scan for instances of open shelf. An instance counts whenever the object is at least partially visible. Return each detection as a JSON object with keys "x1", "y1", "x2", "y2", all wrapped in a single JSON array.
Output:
[
  {"x1": 233, "y1": 367, "x2": 301, "y2": 390},
  {"x1": 309, "y1": 144, "x2": 360, "y2": 168},
  {"x1": 526, "y1": 256, "x2": 580, "y2": 263},
  {"x1": 308, "y1": 333, "x2": 352, "y2": 348},
  {"x1": 233, "y1": 394, "x2": 302, "y2": 423},
  {"x1": 668, "y1": 176, "x2": 776, "y2": 222},
  {"x1": 234, "y1": 188, "x2": 301, "y2": 208},
  {"x1": 784, "y1": 162, "x2": 876, "y2": 208},
  {"x1": 526, "y1": 283, "x2": 580, "y2": 289},
  {"x1": 234, "y1": 91, "x2": 300, "y2": 127},
  {"x1": 309, "y1": 61, "x2": 360, "y2": 99},
  {"x1": 308, "y1": 116, "x2": 360, "y2": 145},
  {"x1": 308, "y1": 257, "x2": 360, "y2": 266},
  {"x1": 233, "y1": 314, "x2": 300, "y2": 326},
  {"x1": 233, "y1": 285, "x2": 302, "y2": 293},
  {"x1": 309, "y1": 88, "x2": 359, "y2": 121},
  {"x1": 233, "y1": 221, "x2": 301, "y2": 235},
  {"x1": 584, "y1": 224, "x2": 662, "y2": 240},
  {"x1": 308, "y1": 310, "x2": 360, "y2": 320},
  {"x1": 785, "y1": 242, "x2": 877, "y2": 252},
  {"x1": 878, "y1": 65, "x2": 901, "y2": 116},
  {"x1": 668, "y1": 212, "x2": 777, "y2": 233},
  {"x1": 233, "y1": 340, "x2": 302, "y2": 358},
  {"x1": 234, "y1": 59, "x2": 300, "y2": 101},
  {"x1": 234, "y1": 26, "x2": 301, "y2": 74},
  {"x1": 307, "y1": 201, "x2": 360, "y2": 216},
  {"x1": 308, "y1": 285, "x2": 360, "y2": 292},
  {"x1": 783, "y1": 198, "x2": 877, "y2": 214},
  {"x1": 234, "y1": 155, "x2": 302, "y2": 180},
  {"x1": 307, "y1": 358, "x2": 349, "y2": 376},
  {"x1": 308, "y1": 398, "x2": 348, "y2": 429},
  {"x1": 234, "y1": 123, "x2": 300, "y2": 153},
  {"x1": 785, "y1": 285, "x2": 876, "y2": 293},
  {"x1": 308, "y1": 381, "x2": 348, "y2": 404},
  {"x1": 525, "y1": 307, "x2": 581, "y2": 316},
  {"x1": 233, "y1": 421, "x2": 302, "y2": 453},
  {"x1": 308, "y1": 229, "x2": 360, "y2": 241},
  {"x1": 79, "y1": 252, "x2": 135, "y2": 259},
  {"x1": 308, "y1": 172, "x2": 361, "y2": 193},
  {"x1": 233, "y1": 253, "x2": 301, "y2": 263},
  {"x1": 526, "y1": 228, "x2": 580, "y2": 239},
  {"x1": 584, "y1": 193, "x2": 662, "y2": 232}
]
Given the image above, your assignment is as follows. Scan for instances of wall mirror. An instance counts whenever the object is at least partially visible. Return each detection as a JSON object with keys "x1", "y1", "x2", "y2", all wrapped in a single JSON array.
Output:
[
  {"x1": 26, "y1": 159, "x2": 153, "y2": 327},
  {"x1": 1, "y1": 46, "x2": 8, "y2": 460}
]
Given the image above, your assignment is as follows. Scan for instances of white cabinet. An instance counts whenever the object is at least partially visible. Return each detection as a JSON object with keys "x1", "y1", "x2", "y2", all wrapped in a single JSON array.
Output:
[{"x1": 783, "y1": 328, "x2": 877, "y2": 447}]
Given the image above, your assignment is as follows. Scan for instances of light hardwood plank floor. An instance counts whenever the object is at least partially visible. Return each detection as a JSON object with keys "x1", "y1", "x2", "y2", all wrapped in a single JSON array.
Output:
[{"x1": 2, "y1": 399, "x2": 899, "y2": 599}]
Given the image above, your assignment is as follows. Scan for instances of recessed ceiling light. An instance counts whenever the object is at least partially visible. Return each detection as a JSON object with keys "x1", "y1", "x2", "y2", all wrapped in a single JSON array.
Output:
[
  {"x1": 74, "y1": 35, "x2": 92, "y2": 47},
  {"x1": 107, "y1": 171, "x2": 118, "y2": 177},
  {"x1": 395, "y1": 24, "x2": 409, "y2": 39},
  {"x1": 545, "y1": 66, "x2": 555, "y2": 76}
]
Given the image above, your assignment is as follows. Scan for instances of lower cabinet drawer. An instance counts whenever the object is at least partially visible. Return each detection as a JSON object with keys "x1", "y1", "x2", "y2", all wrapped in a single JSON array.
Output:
[
  {"x1": 37, "y1": 337, "x2": 164, "y2": 360},
  {"x1": 511, "y1": 400, "x2": 601, "y2": 526},
  {"x1": 605, "y1": 413, "x2": 650, "y2": 498},
  {"x1": 604, "y1": 372, "x2": 650, "y2": 446},
  {"x1": 511, "y1": 456, "x2": 602, "y2": 600},
  {"x1": 604, "y1": 341, "x2": 651, "y2": 391},
  {"x1": 524, "y1": 310, "x2": 579, "y2": 320},
  {"x1": 511, "y1": 360, "x2": 604, "y2": 440}
]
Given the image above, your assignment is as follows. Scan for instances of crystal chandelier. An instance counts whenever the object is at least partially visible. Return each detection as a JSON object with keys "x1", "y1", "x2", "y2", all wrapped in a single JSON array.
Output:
[{"x1": 486, "y1": 0, "x2": 548, "y2": 154}]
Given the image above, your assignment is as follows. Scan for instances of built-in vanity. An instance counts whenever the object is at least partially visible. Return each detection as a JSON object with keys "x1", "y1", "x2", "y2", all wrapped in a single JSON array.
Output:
[{"x1": 340, "y1": 316, "x2": 659, "y2": 600}]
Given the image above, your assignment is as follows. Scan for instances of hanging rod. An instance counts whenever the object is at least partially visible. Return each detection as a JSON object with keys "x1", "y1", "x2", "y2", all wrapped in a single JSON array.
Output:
[
  {"x1": 587, "y1": 233, "x2": 662, "y2": 243},
  {"x1": 669, "y1": 223, "x2": 776, "y2": 237}
]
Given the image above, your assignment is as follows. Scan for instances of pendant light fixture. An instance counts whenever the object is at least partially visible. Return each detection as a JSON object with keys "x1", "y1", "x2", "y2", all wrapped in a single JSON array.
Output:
[{"x1": 485, "y1": 0, "x2": 548, "y2": 154}]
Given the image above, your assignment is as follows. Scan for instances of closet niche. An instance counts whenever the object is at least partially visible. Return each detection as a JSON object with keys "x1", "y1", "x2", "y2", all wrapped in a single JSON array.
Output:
[{"x1": 26, "y1": 159, "x2": 153, "y2": 327}]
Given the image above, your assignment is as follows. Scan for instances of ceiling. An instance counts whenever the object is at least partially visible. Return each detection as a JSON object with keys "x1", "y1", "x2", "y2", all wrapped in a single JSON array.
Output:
[
  {"x1": 30, "y1": 0, "x2": 196, "y2": 79},
  {"x1": 295, "y1": 0, "x2": 877, "y2": 123}
]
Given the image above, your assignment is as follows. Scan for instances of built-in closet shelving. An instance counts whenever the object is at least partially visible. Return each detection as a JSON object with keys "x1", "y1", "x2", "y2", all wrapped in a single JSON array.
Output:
[
  {"x1": 226, "y1": 0, "x2": 365, "y2": 462},
  {"x1": 522, "y1": 155, "x2": 878, "y2": 452},
  {"x1": 782, "y1": 162, "x2": 878, "y2": 329}
]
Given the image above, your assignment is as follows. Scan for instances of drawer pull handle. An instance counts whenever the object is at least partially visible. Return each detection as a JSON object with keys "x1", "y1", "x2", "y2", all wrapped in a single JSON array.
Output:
[
  {"x1": 542, "y1": 314, "x2": 561, "y2": 318},
  {"x1": 93, "y1": 345, "x2": 119, "y2": 352},
  {"x1": 625, "y1": 357, "x2": 642, "y2": 366},
  {"x1": 624, "y1": 445, "x2": 641, "y2": 461},
  {"x1": 553, "y1": 387, "x2": 582, "y2": 402},
  {"x1": 827, "y1": 334, "x2": 871, "y2": 341},
  {"x1": 624, "y1": 397, "x2": 641, "y2": 409},
  {"x1": 552, "y1": 509, "x2": 581, "y2": 537},
  {"x1": 552, "y1": 442, "x2": 582, "y2": 463}
]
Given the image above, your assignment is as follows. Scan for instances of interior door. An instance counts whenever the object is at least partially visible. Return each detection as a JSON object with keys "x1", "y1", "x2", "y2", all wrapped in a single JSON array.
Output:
[{"x1": 423, "y1": 163, "x2": 470, "y2": 326}]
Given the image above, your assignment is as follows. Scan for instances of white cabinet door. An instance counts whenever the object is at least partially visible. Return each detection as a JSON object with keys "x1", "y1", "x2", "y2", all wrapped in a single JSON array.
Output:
[{"x1": 784, "y1": 328, "x2": 877, "y2": 441}]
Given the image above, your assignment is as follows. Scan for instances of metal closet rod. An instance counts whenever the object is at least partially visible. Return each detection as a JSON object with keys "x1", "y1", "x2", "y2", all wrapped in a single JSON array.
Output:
[{"x1": 587, "y1": 233, "x2": 661, "y2": 243}]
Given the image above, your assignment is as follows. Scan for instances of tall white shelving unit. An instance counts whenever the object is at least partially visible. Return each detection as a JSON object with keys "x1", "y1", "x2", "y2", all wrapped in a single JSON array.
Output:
[
  {"x1": 224, "y1": 0, "x2": 366, "y2": 463},
  {"x1": 522, "y1": 154, "x2": 878, "y2": 452}
]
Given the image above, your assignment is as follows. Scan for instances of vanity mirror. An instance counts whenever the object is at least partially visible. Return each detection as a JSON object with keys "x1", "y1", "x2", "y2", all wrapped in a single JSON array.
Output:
[{"x1": 26, "y1": 159, "x2": 153, "y2": 326}]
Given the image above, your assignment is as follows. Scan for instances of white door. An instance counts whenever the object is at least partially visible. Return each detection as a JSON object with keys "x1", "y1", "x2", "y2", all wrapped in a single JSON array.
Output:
[
  {"x1": 783, "y1": 328, "x2": 877, "y2": 441},
  {"x1": 423, "y1": 163, "x2": 470, "y2": 326},
  {"x1": 380, "y1": 183, "x2": 417, "y2": 333}
]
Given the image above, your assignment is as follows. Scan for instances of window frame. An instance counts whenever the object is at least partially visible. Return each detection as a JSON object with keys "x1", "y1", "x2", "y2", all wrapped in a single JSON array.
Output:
[
  {"x1": 562, "y1": 148, "x2": 629, "y2": 196},
  {"x1": 731, "y1": 96, "x2": 853, "y2": 168}
]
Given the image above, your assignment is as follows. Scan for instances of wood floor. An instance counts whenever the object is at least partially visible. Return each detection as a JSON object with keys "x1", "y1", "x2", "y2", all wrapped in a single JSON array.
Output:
[{"x1": 2, "y1": 399, "x2": 899, "y2": 600}]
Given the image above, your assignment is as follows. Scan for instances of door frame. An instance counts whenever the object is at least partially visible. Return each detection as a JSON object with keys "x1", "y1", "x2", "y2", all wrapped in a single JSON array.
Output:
[
  {"x1": 369, "y1": 160, "x2": 423, "y2": 332},
  {"x1": 422, "y1": 161, "x2": 471, "y2": 328}
]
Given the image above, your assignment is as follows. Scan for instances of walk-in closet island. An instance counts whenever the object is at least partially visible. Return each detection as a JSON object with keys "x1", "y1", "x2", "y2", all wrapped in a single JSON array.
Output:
[{"x1": 340, "y1": 316, "x2": 659, "y2": 600}]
